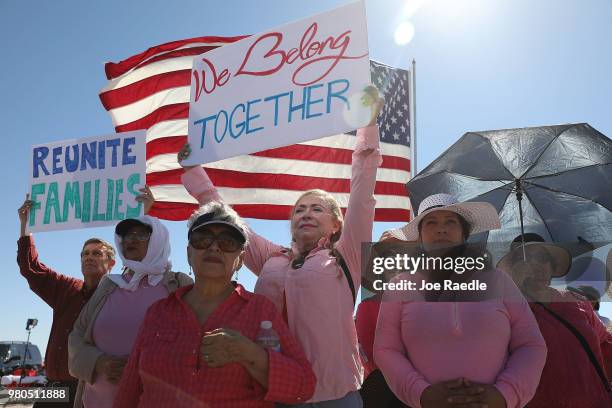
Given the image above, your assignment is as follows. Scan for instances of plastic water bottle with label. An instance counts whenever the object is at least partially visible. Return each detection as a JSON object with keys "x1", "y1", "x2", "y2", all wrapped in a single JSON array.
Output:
[{"x1": 256, "y1": 320, "x2": 281, "y2": 353}]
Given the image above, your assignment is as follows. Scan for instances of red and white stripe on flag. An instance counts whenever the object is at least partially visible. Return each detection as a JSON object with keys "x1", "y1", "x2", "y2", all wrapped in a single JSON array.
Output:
[{"x1": 99, "y1": 36, "x2": 412, "y2": 221}]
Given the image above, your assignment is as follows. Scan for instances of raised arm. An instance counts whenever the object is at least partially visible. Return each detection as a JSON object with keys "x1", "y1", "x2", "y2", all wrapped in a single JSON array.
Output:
[
  {"x1": 16, "y1": 235, "x2": 80, "y2": 308},
  {"x1": 334, "y1": 128, "x2": 382, "y2": 289},
  {"x1": 333, "y1": 86, "x2": 383, "y2": 289},
  {"x1": 17, "y1": 197, "x2": 80, "y2": 308},
  {"x1": 180, "y1": 165, "x2": 282, "y2": 275}
]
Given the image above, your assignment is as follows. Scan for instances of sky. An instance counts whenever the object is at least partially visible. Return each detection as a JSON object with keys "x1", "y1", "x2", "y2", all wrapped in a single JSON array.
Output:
[{"x1": 1, "y1": 0, "x2": 611, "y2": 356}]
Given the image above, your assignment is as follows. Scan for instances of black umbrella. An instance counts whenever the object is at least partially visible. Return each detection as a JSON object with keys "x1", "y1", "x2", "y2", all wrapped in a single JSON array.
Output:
[{"x1": 406, "y1": 123, "x2": 612, "y2": 262}]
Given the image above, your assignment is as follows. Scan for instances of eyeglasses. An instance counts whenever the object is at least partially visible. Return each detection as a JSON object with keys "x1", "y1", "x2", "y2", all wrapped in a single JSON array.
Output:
[
  {"x1": 123, "y1": 232, "x2": 151, "y2": 242},
  {"x1": 81, "y1": 249, "x2": 105, "y2": 258},
  {"x1": 189, "y1": 231, "x2": 243, "y2": 252}
]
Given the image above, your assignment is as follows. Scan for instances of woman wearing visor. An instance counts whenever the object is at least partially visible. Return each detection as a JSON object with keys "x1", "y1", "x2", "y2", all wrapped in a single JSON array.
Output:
[{"x1": 113, "y1": 202, "x2": 315, "y2": 407}]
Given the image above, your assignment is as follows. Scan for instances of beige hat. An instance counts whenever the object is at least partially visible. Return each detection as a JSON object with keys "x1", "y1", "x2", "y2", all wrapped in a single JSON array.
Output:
[
  {"x1": 386, "y1": 193, "x2": 501, "y2": 241},
  {"x1": 497, "y1": 233, "x2": 572, "y2": 278}
]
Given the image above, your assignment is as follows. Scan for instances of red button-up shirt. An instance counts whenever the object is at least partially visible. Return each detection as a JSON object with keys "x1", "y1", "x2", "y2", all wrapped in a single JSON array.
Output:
[
  {"x1": 16, "y1": 235, "x2": 94, "y2": 381},
  {"x1": 113, "y1": 283, "x2": 315, "y2": 408}
]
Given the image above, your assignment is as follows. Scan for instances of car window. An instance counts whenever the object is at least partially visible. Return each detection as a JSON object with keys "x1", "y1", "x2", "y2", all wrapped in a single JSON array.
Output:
[{"x1": 0, "y1": 344, "x2": 9, "y2": 361}]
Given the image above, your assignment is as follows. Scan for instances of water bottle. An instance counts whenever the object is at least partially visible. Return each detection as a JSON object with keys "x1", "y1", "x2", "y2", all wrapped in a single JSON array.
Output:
[{"x1": 256, "y1": 320, "x2": 281, "y2": 353}]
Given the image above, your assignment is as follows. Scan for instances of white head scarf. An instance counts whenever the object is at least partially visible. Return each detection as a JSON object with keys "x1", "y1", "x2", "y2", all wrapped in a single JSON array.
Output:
[{"x1": 108, "y1": 215, "x2": 172, "y2": 291}]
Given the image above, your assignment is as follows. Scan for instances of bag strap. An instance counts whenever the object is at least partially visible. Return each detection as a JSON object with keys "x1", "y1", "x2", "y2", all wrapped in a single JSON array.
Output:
[
  {"x1": 535, "y1": 301, "x2": 611, "y2": 392},
  {"x1": 335, "y1": 253, "x2": 356, "y2": 306}
]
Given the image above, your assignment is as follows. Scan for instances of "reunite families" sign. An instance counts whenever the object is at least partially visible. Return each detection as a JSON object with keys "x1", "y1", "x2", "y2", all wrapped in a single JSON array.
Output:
[
  {"x1": 183, "y1": 1, "x2": 371, "y2": 165},
  {"x1": 28, "y1": 130, "x2": 146, "y2": 232}
]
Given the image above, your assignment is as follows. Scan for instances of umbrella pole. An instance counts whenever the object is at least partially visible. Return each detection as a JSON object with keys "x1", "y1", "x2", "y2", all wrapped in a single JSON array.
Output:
[{"x1": 516, "y1": 179, "x2": 527, "y2": 261}]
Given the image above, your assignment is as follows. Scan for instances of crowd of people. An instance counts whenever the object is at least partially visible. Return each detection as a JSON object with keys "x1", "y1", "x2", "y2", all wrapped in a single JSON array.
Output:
[{"x1": 15, "y1": 86, "x2": 611, "y2": 407}]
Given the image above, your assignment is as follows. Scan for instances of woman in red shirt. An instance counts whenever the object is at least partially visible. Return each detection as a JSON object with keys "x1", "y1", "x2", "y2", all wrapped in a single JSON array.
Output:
[{"x1": 113, "y1": 201, "x2": 315, "y2": 408}]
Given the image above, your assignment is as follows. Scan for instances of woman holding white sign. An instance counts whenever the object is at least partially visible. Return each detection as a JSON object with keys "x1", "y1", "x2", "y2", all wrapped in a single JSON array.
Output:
[{"x1": 178, "y1": 86, "x2": 383, "y2": 407}]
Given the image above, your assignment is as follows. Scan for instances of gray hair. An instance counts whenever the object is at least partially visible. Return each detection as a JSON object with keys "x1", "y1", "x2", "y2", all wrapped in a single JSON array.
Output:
[
  {"x1": 187, "y1": 201, "x2": 249, "y2": 246},
  {"x1": 81, "y1": 238, "x2": 116, "y2": 261}
]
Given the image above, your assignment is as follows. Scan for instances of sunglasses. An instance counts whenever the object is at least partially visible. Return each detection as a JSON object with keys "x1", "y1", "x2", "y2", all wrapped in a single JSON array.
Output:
[
  {"x1": 189, "y1": 231, "x2": 243, "y2": 252},
  {"x1": 123, "y1": 232, "x2": 151, "y2": 242}
]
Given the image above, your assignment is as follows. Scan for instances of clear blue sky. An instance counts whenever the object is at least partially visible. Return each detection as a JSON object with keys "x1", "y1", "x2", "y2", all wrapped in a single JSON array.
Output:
[{"x1": 1, "y1": 0, "x2": 611, "y2": 355}]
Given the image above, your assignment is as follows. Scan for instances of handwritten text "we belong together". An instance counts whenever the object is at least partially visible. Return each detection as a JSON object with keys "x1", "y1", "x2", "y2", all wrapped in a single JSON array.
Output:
[{"x1": 191, "y1": 22, "x2": 368, "y2": 149}]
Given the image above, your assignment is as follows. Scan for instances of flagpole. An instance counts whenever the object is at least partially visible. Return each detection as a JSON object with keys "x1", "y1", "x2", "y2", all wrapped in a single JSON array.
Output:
[
  {"x1": 410, "y1": 59, "x2": 417, "y2": 177},
  {"x1": 410, "y1": 59, "x2": 417, "y2": 217}
]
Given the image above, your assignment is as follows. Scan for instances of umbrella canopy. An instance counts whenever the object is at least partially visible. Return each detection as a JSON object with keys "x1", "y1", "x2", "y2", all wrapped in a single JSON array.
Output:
[{"x1": 407, "y1": 123, "x2": 612, "y2": 262}]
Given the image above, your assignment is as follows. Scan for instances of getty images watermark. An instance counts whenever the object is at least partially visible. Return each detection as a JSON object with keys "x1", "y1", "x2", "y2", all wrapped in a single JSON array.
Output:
[
  {"x1": 370, "y1": 252, "x2": 489, "y2": 292},
  {"x1": 361, "y1": 242, "x2": 495, "y2": 297}
]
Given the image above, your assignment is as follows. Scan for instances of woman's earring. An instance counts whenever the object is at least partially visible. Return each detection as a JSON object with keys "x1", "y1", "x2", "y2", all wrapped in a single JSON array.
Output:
[
  {"x1": 233, "y1": 269, "x2": 239, "y2": 281},
  {"x1": 189, "y1": 265, "x2": 192, "y2": 276}
]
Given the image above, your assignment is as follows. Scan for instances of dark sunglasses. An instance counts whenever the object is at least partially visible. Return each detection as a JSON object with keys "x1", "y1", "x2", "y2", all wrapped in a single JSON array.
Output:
[
  {"x1": 123, "y1": 232, "x2": 151, "y2": 242},
  {"x1": 189, "y1": 231, "x2": 243, "y2": 252}
]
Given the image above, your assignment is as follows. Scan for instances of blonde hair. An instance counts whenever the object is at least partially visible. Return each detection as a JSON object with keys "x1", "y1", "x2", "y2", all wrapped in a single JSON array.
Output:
[{"x1": 292, "y1": 189, "x2": 344, "y2": 243}]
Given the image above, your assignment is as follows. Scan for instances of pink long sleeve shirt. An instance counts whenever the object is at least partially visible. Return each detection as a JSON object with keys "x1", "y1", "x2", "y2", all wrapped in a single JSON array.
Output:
[
  {"x1": 374, "y1": 271, "x2": 547, "y2": 408},
  {"x1": 182, "y1": 125, "x2": 381, "y2": 402}
]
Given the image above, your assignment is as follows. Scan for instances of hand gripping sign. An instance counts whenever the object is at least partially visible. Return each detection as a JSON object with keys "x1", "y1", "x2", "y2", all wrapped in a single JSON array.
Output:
[
  {"x1": 184, "y1": 0, "x2": 371, "y2": 165},
  {"x1": 28, "y1": 130, "x2": 146, "y2": 232}
]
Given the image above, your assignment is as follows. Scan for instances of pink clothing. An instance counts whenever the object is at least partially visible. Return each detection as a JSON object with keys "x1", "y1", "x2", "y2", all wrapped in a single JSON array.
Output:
[
  {"x1": 374, "y1": 271, "x2": 547, "y2": 408},
  {"x1": 182, "y1": 125, "x2": 381, "y2": 402},
  {"x1": 83, "y1": 277, "x2": 169, "y2": 408}
]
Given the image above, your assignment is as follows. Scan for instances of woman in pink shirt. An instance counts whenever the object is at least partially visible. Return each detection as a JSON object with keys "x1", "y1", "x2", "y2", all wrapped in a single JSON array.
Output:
[
  {"x1": 69, "y1": 192, "x2": 193, "y2": 408},
  {"x1": 374, "y1": 193, "x2": 547, "y2": 408},
  {"x1": 177, "y1": 87, "x2": 384, "y2": 406}
]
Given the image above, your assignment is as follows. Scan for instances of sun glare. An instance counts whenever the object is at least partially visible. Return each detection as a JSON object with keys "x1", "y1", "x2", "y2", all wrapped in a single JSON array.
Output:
[
  {"x1": 403, "y1": 0, "x2": 427, "y2": 18},
  {"x1": 394, "y1": 21, "x2": 416, "y2": 45}
]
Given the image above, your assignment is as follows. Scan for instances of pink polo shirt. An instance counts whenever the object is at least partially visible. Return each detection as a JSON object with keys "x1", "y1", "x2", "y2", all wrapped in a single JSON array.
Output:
[
  {"x1": 182, "y1": 125, "x2": 381, "y2": 402},
  {"x1": 83, "y1": 276, "x2": 169, "y2": 408},
  {"x1": 374, "y1": 271, "x2": 547, "y2": 408}
]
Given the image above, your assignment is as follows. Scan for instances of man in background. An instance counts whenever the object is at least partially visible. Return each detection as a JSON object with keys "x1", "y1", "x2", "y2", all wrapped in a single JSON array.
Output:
[
  {"x1": 573, "y1": 285, "x2": 611, "y2": 327},
  {"x1": 17, "y1": 197, "x2": 116, "y2": 407}
]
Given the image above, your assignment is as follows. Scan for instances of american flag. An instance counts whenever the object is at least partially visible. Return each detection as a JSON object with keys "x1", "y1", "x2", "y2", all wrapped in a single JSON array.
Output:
[{"x1": 99, "y1": 36, "x2": 412, "y2": 221}]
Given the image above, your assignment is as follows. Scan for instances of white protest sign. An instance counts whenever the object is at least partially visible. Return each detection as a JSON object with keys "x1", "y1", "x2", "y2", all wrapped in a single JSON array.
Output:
[
  {"x1": 28, "y1": 130, "x2": 146, "y2": 232},
  {"x1": 184, "y1": 0, "x2": 371, "y2": 165}
]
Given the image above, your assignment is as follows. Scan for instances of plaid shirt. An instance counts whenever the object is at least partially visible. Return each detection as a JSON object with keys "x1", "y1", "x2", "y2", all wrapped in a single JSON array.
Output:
[{"x1": 113, "y1": 284, "x2": 315, "y2": 408}]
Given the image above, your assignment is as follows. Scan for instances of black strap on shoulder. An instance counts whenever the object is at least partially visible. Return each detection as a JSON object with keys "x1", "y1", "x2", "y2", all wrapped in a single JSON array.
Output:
[
  {"x1": 535, "y1": 301, "x2": 611, "y2": 392},
  {"x1": 336, "y1": 253, "x2": 356, "y2": 306}
]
